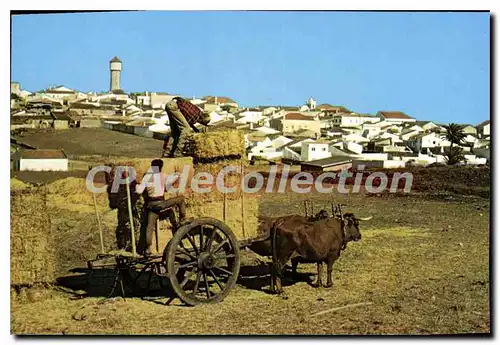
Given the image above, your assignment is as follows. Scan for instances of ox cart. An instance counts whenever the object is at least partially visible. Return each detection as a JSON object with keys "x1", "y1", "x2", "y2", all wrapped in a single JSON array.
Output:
[
  {"x1": 88, "y1": 214, "x2": 255, "y2": 306},
  {"x1": 87, "y1": 167, "x2": 268, "y2": 306}
]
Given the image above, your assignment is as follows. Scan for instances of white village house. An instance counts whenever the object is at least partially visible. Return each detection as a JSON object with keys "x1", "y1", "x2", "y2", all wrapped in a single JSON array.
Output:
[
  {"x1": 477, "y1": 120, "x2": 490, "y2": 138},
  {"x1": 331, "y1": 113, "x2": 380, "y2": 127},
  {"x1": 300, "y1": 141, "x2": 331, "y2": 162},
  {"x1": 13, "y1": 149, "x2": 69, "y2": 171}
]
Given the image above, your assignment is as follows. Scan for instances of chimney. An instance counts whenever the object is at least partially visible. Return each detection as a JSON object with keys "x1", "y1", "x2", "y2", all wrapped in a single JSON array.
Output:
[
  {"x1": 122, "y1": 109, "x2": 126, "y2": 117},
  {"x1": 249, "y1": 122, "x2": 254, "y2": 130},
  {"x1": 215, "y1": 96, "x2": 218, "y2": 104}
]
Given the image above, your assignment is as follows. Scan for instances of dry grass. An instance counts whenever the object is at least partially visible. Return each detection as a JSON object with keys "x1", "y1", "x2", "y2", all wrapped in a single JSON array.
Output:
[{"x1": 10, "y1": 178, "x2": 30, "y2": 191}]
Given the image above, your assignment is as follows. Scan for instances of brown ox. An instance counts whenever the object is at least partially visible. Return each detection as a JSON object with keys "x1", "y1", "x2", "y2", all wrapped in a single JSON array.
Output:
[
  {"x1": 270, "y1": 213, "x2": 371, "y2": 294},
  {"x1": 248, "y1": 210, "x2": 329, "y2": 261}
]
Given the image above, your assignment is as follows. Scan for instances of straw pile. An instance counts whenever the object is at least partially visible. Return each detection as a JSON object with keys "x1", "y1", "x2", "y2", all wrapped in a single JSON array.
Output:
[
  {"x1": 185, "y1": 195, "x2": 260, "y2": 240},
  {"x1": 184, "y1": 130, "x2": 245, "y2": 162},
  {"x1": 163, "y1": 161, "x2": 260, "y2": 240},
  {"x1": 11, "y1": 178, "x2": 30, "y2": 191},
  {"x1": 11, "y1": 190, "x2": 56, "y2": 286}
]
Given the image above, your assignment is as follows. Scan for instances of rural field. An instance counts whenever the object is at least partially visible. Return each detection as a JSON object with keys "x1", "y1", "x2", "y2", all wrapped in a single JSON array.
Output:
[
  {"x1": 10, "y1": 128, "x2": 491, "y2": 335},
  {"x1": 11, "y1": 185, "x2": 490, "y2": 335}
]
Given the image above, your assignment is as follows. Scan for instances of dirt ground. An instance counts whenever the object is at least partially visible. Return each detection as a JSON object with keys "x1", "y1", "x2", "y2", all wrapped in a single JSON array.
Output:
[
  {"x1": 11, "y1": 190, "x2": 490, "y2": 335},
  {"x1": 13, "y1": 128, "x2": 163, "y2": 159}
]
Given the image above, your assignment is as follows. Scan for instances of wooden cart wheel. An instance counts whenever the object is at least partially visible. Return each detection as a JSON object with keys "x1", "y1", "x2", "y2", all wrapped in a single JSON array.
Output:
[{"x1": 166, "y1": 217, "x2": 240, "y2": 306}]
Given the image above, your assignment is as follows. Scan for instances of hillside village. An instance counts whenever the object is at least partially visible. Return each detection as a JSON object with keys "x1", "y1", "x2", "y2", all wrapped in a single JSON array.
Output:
[{"x1": 10, "y1": 57, "x2": 490, "y2": 172}]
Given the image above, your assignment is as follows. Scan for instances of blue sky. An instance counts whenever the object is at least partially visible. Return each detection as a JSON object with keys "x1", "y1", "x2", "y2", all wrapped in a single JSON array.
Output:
[{"x1": 11, "y1": 11, "x2": 489, "y2": 124}]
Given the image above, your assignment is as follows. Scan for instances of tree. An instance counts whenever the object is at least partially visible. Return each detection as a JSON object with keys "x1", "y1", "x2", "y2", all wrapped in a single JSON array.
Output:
[
  {"x1": 442, "y1": 123, "x2": 467, "y2": 166},
  {"x1": 444, "y1": 146, "x2": 466, "y2": 165},
  {"x1": 443, "y1": 123, "x2": 467, "y2": 148}
]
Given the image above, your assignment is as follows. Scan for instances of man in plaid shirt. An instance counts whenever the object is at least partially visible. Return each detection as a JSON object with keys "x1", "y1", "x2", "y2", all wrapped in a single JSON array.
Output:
[{"x1": 163, "y1": 96, "x2": 211, "y2": 157}]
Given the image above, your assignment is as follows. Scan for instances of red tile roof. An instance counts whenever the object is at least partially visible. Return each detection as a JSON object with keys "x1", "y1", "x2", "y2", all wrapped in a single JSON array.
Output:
[
  {"x1": 285, "y1": 113, "x2": 317, "y2": 121},
  {"x1": 18, "y1": 149, "x2": 67, "y2": 159},
  {"x1": 203, "y1": 96, "x2": 237, "y2": 104},
  {"x1": 378, "y1": 111, "x2": 414, "y2": 120},
  {"x1": 316, "y1": 103, "x2": 336, "y2": 110}
]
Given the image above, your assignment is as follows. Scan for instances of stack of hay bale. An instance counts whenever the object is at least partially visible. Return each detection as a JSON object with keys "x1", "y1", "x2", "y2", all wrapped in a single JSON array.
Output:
[
  {"x1": 184, "y1": 129, "x2": 246, "y2": 163},
  {"x1": 180, "y1": 129, "x2": 259, "y2": 240},
  {"x1": 11, "y1": 189, "x2": 56, "y2": 286}
]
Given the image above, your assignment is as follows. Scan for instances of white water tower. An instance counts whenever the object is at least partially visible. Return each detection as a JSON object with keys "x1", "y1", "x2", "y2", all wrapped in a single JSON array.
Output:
[{"x1": 109, "y1": 56, "x2": 122, "y2": 92}]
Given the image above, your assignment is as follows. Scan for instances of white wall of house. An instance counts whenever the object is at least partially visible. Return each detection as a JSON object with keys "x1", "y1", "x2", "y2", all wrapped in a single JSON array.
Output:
[
  {"x1": 356, "y1": 153, "x2": 388, "y2": 161},
  {"x1": 344, "y1": 133, "x2": 369, "y2": 144},
  {"x1": 408, "y1": 133, "x2": 451, "y2": 152},
  {"x1": 283, "y1": 147, "x2": 301, "y2": 161},
  {"x1": 300, "y1": 142, "x2": 331, "y2": 162},
  {"x1": 18, "y1": 158, "x2": 68, "y2": 171},
  {"x1": 481, "y1": 123, "x2": 490, "y2": 137},
  {"x1": 283, "y1": 119, "x2": 321, "y2": 135},
  {"x1": 464, "y1": 134, "x2": 479, "y2": 146},
  {"x1": 332, "y1": 114, "x2": 379, "y2": 127},
  {"x1": 237, "y1": 110, "x2": 263, "y2": 124},
  {"x1": 248, "y1": 148, "x2": 283, "y2": 161},
  {"x1": 465, "y1": 157, "x2": 487, "y2": 165},
  {"x1": 346, "y1": 142, "x2": 363, "y2": 155},
  {"x1": 352, "y1": 160, "x2": 406, "y2": 170}
]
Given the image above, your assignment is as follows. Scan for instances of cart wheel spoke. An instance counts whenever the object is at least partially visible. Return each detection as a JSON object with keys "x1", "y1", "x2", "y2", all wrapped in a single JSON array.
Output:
[
  {"x1": 209, "y1": 269, "x2": 224, "y2": 291},
  {"x1": 211, "y1": 238, "x2": 229, "y2": 255},
  {"x1": 203, "y1": 272, "x2": 210, "y2": 299},
  {"x1": 180, "y1": 268, "x2": 197, "y2": 288},
  {"x1": 176, "y1": 246, "x2": 196, "y2": 260},
  {"x1": 212, "y1": 265, "x2": 233, "y2": 276},
  {"x1": 204, "y1": 226, "x2": 217, "y2": 251},
  {"x1": 191, "y1": 270, "x2": 202, "y2": 295},
  {"x1": 199, "y1": 225, "x2": 204, "y2": 250},
  {"x1": 177, "y1": 241, "x2": 195, "y2": 259},
  {"x1": 213, "y1": 253, "x2": 236, "y2": 261},
  {"x1": 186, "y1": 234, "x2": 199, "y2": 255},
  {"x1": 178, "y1": 260, "x2": 197, "y2": 269}
]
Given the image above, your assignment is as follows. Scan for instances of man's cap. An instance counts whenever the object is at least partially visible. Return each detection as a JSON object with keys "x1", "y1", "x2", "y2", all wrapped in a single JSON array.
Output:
[{"x1": 151, "y1": 159, "x2": 164, "y2": 168}]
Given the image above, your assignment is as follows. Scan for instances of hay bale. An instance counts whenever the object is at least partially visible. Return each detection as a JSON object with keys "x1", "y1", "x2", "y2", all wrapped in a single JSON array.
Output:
[
  {"x1": 185, "y1": 195, "x2": 260, "y2": 240},
  {"x1": 11, "y1": 190, "x2": 56, "y2": 286},
  {"x1": 10, "y1": 178, "x2": 30, "y2": 191},
  {"x1": 185, "y1": 130, "x2": 245, "y2": 161},
  {"x1": 46, "y1": 177, "x2": 108, "y2": 210}
]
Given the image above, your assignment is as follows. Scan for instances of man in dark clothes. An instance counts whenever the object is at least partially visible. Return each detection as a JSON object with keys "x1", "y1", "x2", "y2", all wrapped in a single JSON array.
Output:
[{"x1": 163, "y1": 96, "x2": 211, "y2": 158}]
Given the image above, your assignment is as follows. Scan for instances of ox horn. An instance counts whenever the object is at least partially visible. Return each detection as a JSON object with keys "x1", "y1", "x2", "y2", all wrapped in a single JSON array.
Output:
[{"x1": 357, "y1": 216, "x2": 373, "y2": 221}]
